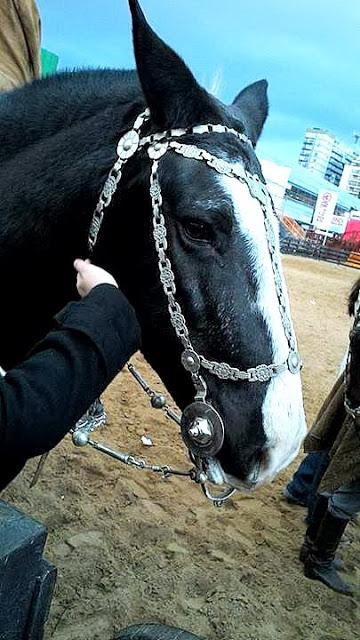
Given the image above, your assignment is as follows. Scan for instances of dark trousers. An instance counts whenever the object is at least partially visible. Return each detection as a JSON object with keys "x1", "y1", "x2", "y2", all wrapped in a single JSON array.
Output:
[
  {"x1": 288, "y1": 452, "x2": 360, "y2": 522},
  {"x1": 286, "y1": 451, "x2": 330, "y2": 509},
  {"x1": 326, "y1": 480, "x2": 360, "y2": 520}
]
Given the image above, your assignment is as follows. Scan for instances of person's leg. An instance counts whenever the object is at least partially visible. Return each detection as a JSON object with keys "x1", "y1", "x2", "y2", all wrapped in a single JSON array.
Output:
[
  {"x1": 299, "y1": 493, "x2": 329, "y2": 561},
  {"x1": 284, "y1": 451, "x2": 328, "y2": 507},
  {"x1": 305, "y1": 451, "x2": 331, "y2": 520},
  {"x1": 303, "y1": 480, "x2": 360, "y2": 595},
  {"x1": 328, "y1": 479, "x2": 360, "y2": 521}
]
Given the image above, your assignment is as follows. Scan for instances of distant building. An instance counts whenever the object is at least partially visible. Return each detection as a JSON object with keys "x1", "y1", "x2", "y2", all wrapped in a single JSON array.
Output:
[
  {"x1": 260, "y1": 159, "x2": 291, "y2": 216},
  {"x1": 339, "y1": 159, "x2": 360, "y2": 198},
  {"x1": 282, "y1": 166, "x2": 359, "y2": 236},
  {"x1": 298, "y1": 127, "x2": 358, "y2": 187},
  {"x1": 261, "y1": 158, "x2": 360, "y2": 238},
  {"x1": 261, "y1": 160, "x2": 306, "y2": 238}
]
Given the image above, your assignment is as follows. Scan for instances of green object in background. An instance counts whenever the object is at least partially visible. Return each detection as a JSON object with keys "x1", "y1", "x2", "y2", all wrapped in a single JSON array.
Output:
[{"x1": 41, "y1": 48, "x2": 59, "y2": 77}]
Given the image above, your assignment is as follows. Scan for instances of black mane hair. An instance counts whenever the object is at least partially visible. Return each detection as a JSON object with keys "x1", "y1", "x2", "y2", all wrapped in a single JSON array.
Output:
[{"x1": 0, "y1": 69, "x2": 144, "y2": 162}]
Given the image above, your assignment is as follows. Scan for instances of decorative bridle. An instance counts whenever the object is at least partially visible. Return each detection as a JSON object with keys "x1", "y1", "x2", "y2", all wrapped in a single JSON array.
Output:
[
  {"x1": 70, "y1": 108, "x2": 302, "y2": 506},
  {"x1": 0, "y1": 108, "x2": 302, "y2": 505}
]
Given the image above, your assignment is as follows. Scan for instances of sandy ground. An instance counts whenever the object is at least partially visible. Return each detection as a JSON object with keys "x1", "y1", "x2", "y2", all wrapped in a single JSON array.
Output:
[{"x1": 2, "y1": 255, "x2": 360, "y2": 640}]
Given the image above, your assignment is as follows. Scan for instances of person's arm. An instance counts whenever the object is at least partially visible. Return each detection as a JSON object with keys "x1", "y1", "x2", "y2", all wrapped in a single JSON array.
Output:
[{"x1": 0, "y1": 262, "x2": 141, "y2": 489}]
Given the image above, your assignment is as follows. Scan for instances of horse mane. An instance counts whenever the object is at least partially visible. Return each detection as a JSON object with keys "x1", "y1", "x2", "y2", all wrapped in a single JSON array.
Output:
[
  {"x1": 0, "y1": 69, "x2": 148, "y2": 252},
  {"x1": 0, "y1": 69, "x2": 143, "y2": 162},
  {"x1": 0, "y1": 69, "x2": 150, "y2": 367}
]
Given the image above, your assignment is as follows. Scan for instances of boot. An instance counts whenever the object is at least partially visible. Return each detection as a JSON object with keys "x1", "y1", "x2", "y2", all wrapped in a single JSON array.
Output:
[
  {"x1": 304, "y1": 510, "x2": 353, "y2": 595},
  {"x1": 300, "y1": 494, "x2": 328, "y2": 562},
  {"x1": 300, "y1": 542, "x2": 344, "y2": 570},
  {"x1": 299, "y1": 495, "x2": 343, "y2": 569}
]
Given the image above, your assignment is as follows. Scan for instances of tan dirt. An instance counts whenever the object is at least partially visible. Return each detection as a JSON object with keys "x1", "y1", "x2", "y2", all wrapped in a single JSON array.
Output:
[{"x1": 2, "y1": 255, "x2": 360, "y2": 640}]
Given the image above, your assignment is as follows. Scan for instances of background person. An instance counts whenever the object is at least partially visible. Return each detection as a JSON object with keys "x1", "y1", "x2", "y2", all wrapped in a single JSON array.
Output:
[
  {"x1": 0, "y1": 0, "x2": 40, "y2": 92},
  {"x1": 298, "y1": 278, "x2": 360, "y2": 595},
  {"x1": 283, "y1": 450, "x2": 329, "y2": 508}
]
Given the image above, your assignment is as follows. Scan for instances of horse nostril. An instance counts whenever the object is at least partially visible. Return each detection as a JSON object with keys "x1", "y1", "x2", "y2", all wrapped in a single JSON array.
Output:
[
  {"x1": 259, "y1": 446, "x2": 271, "y2": 469},
  {"x1": 247, "y1": 448, "x2": 270, "y2": 484},
  {"x1": 247, "y1": 460, "x2": 261, "y2": 485}
]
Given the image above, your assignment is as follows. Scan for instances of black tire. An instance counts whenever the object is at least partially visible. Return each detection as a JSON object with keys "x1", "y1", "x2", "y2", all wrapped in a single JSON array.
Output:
[{"x1": 114, "y1": 623, "x2": 205, "y2": 640}]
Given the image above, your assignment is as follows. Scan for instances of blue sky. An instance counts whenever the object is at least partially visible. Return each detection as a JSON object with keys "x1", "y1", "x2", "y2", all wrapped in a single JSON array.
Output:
[{"x1": 37, "y1": 0, "x2": 359, "y2": 168}]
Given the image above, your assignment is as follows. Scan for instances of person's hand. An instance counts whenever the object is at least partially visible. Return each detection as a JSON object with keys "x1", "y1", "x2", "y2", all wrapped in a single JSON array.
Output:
[{"x1": 74, "y1": 259, "x2": 118, "y2": 298}]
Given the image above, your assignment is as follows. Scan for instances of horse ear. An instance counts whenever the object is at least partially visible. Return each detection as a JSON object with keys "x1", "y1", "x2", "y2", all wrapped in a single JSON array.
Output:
[
  {"x1": 128, "y1": 0, "x2": 219, "y2": 128},
  {"x1": 230, "y1": 80, "x2": 269, "y2": 146}
]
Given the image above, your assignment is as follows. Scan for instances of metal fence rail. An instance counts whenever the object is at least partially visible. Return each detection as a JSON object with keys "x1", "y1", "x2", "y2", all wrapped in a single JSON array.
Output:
[
  {"x1": 346, "y1": 252, "x2": 360, "y2": 269},
  {"x1": 280, "y1": 237, "x2": 360, "y2": 269}
]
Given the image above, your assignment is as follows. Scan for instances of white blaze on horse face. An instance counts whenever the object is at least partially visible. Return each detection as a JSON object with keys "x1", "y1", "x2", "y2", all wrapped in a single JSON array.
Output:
[{"x1": 217, "y1": 174, "x2": 307, "y2": 487}]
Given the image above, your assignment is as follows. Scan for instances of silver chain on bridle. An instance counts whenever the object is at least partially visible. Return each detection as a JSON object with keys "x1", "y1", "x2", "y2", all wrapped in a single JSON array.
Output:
[
  {"x1": 88, "y1": 109, "x2": 300, "y2": 384},
  {"x1": 70, "y1": 108, "x2": 301, "y2": 505}
]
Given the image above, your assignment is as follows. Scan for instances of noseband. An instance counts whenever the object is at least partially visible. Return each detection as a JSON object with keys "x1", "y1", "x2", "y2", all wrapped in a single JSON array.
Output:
[{"x1": 72, "y1": 108, "x2": 301, "y2": 504}]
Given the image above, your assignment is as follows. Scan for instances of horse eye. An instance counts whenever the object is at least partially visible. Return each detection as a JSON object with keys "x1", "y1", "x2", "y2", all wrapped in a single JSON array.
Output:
[{"x1": 183, "y1": 220, "x2": 212, "y2": 242}]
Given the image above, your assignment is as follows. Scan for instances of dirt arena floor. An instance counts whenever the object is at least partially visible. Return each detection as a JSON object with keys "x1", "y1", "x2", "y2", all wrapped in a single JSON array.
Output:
[{"x1": 3, "y1": 255, "x2": 360, "y2": 640}]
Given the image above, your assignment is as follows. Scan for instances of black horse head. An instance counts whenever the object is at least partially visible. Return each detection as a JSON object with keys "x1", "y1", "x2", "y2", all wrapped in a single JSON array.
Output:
[
  {"x1": 95, "y1": 0, "x2": 306, "y2": 488},
  {"x1": 0, "y1": 0, "x2": 306, "y2": 490}
]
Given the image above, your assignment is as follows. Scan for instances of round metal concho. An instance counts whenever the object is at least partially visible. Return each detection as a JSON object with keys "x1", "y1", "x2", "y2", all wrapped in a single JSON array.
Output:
[
  {"x1": 181, "y1": 402, "x2": 224, "y2": 458},
  {"x1": 117, "y1": 130, "x2": 140, "y2": 160},
  {"x1": 181, "y1": 349, "x2": 201, "y2": 373},
  {"x1": 72, "y1": 429, "x2": 90, "y2": 447},
  {"x1": 287, "y1": 350, "x2": 302, "y2": 375},
  {"x1": 148, "y1": 140, "x2": 169, "y2": 160},
  {"x1": 151, "y1": 394, "x2": 166, "y2": 409}
]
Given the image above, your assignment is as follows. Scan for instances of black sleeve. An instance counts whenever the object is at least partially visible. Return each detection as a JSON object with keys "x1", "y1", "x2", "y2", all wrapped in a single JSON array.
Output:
[{"x1": 0, "y1": 284, "x2": 141, "y2": 490}]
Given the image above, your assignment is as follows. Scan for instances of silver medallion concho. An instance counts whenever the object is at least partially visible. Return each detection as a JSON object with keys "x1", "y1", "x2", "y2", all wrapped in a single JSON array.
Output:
[
  {"x1": 148, "y1": 141, "x2": 169, "y2": 160},
  {"x1": 181, "y1": 401, "x2": 224, "y2": 458},
  {"x1": 287, "y1": 350, "x2": 302, "y2": 374},
  {"x1": 117, "y1": 130, "x2": 140, "y2": 159},
  {"x1": 181, "y1": 349, "x2": 201, "y2": 373}
]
